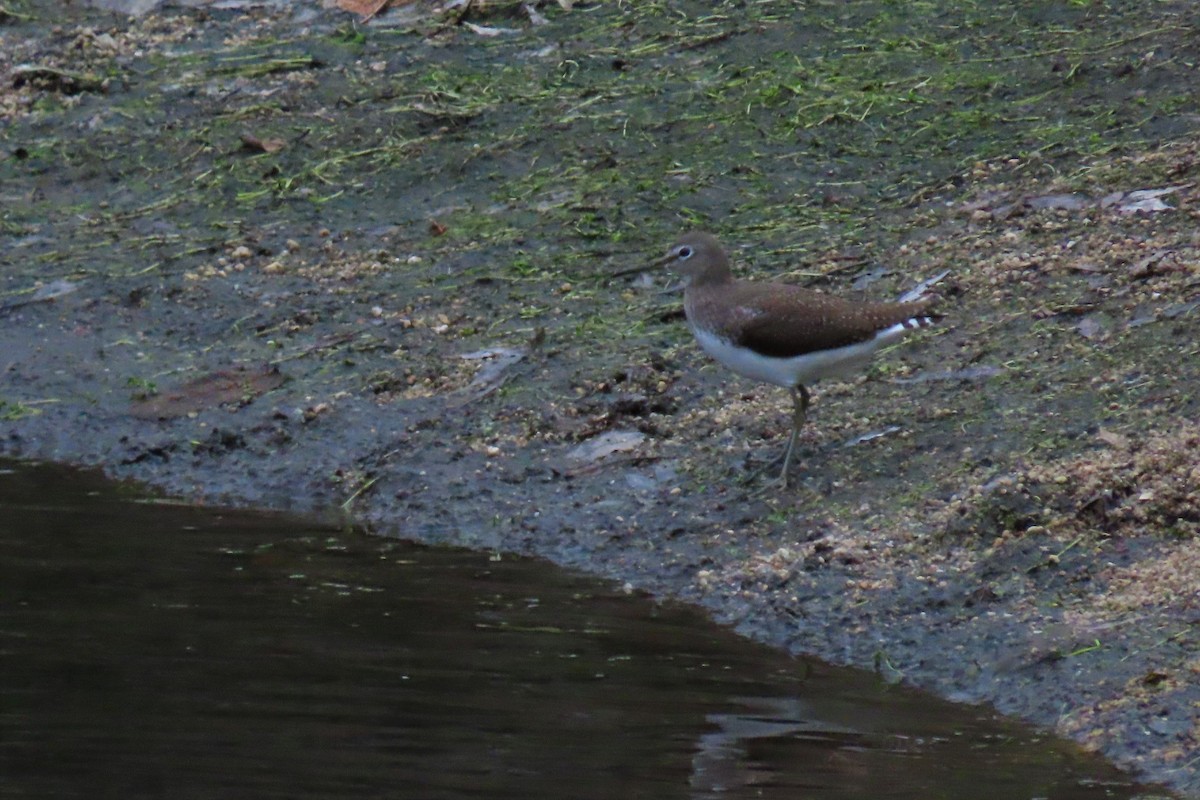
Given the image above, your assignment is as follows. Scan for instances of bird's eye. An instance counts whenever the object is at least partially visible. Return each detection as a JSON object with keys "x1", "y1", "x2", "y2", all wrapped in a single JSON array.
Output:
[{"x1": 677, "y1": 246, "x2": 693, "y2": 260}]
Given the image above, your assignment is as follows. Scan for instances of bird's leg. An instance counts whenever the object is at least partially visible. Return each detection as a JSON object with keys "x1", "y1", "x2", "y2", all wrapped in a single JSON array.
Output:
[
  {"x1": 742, "y1": 385, "x2": 811, "y2": 490},
  {"x1": 777, "y1": 384, "x2": 810, "y2": 487}
]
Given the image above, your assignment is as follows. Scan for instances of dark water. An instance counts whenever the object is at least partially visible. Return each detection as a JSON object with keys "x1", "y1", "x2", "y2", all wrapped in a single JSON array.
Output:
[{"x1": 0, "y1": 461, "x2": 1165, "y2": 800}]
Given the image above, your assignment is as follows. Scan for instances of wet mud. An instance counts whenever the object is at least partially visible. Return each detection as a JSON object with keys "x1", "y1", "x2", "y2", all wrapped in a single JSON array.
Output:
[{"x1": 2, "y1": 1, "x2": 1198, "y2": 793}]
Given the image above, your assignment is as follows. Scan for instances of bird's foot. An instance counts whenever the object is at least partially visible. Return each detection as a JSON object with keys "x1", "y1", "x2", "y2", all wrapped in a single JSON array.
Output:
[
  {"x1": 749, "y1": 467, "x2": 794, "y2": 496},
  {"x1": 741, "y1": 438, "x2": 801, "y2": 491}
]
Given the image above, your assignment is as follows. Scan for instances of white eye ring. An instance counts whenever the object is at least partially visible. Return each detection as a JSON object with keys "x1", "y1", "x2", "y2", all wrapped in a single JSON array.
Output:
[{"x1": 676, "y1": 245, "x2": 693, "y2": 259}]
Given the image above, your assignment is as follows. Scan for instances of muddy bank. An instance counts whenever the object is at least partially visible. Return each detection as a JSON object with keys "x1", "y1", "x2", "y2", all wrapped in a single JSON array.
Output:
[{"x1": 2, "y1": 1, "x2": 1198, "y2": 794}]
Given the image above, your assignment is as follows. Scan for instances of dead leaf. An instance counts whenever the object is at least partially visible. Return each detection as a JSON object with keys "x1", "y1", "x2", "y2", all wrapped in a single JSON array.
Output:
[
  {"x1": 1116, "y1": 184, "x2": 1191, "y2": 214},
  {"x1": 566, "y1": 430, "x2": 645, "y2": 464},
  {"x1": 130, "y1": 364, "x2": 286, "y2": 420},
  {"x1": 1097, "y1": 428, "x2": 1131, "y2": 449},
  {"x1": 429, "y1": 219, "x2": 448, "y2": 236},
  {"x1": 335, "y1": 0, "x2": 391, "y2": 20},
  {"x1": 0, "y1": 279, "x2": 80, "y2": 313},
  {"x1": 240, "y1": 132, "x2": 287, "y2": 153},
  {"x1": 1120, "y1": 196, "x2": 1173, "y2": 214},
  {"x1": 523, "y1": 3, "x2": 548, "y2": 25},
  {"x1": 12, "y1": 64, "x2": 105, "y2": 94},
  {"x1": 1128, "y1": 185, "x2": 1188, "y2": 200},
  {"x1": 1026, "y1": 193, "x2": 1091, "y2": 211},
  {"x1": 897, "y1": 269, "x2": 949, "y2": 303},
  {"x1": 1076, "y1": 315, "x2": 1108, "y2": 340},
  {"x1": 454, "y1": 346, "x2": 528, "y2": 403},
  {"x1": 1128, "y1": 251, "x2": 1168, "y2": 279},
  {"x1": 842, "y1": 426, "x2": 900, "y2": 448},
  {"x1": 1099, "y1": 191, "x2": 1127, "y2": 209},
  {"x1": 463, "y1": 21, "x2": 520, "y2": 36},
  {"x1": 1162, "y1": 301, "x2": 1200, "y2": 319}
]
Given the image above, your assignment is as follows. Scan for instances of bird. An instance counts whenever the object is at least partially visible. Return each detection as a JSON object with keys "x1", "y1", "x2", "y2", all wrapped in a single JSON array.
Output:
[{"x1": 651, "y1": 231, "x2": 938, "y2": 486}]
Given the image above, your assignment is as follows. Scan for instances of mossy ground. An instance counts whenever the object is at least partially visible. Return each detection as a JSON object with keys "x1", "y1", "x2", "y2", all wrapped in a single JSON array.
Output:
[{"x1": 2, "y1": 0, "x2": 1198, "y2": 794}]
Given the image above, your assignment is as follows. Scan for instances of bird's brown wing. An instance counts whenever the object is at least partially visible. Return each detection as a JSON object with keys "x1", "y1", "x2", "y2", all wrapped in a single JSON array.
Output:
[{"x1": 731, "y1": 284, "x2": 934, "y2": 359}]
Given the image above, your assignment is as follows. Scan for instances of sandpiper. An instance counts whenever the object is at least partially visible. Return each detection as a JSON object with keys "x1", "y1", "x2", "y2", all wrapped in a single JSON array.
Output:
[{"x1": 651, "y1": 231, "x2": 938, "y2": 486}]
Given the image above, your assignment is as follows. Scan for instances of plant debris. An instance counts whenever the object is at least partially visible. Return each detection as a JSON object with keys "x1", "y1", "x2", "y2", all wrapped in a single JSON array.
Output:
[{"x1": 129, "y1": 365, "x2": 287, "y2": 420}]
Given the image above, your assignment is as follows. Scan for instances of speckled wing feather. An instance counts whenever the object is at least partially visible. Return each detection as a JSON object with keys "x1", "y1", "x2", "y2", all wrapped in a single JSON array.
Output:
[{"x1": 728, "y1": 283, "x2": 934, "y2": 358}]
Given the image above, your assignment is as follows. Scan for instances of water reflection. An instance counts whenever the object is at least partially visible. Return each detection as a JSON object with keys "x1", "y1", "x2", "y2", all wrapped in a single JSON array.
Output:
[{"x1": 0, "y1": 461, "x2": 1164, "y2": 799}]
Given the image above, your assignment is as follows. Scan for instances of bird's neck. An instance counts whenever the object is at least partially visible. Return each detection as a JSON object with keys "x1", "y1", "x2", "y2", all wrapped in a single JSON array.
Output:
[{"x1": 687, "y1": 264, "x2": 734, "y2": 289}]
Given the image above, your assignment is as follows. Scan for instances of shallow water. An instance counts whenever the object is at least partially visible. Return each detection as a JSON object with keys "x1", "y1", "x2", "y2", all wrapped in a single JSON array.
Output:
[{"x1": 0, "y1": 461, "x2": 1166, "y2": 799}]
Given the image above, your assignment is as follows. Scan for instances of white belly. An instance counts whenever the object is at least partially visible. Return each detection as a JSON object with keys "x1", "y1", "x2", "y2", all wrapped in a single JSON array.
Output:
[{"x1": 690, "y1": 323, "x2": 913, "y2": 388}]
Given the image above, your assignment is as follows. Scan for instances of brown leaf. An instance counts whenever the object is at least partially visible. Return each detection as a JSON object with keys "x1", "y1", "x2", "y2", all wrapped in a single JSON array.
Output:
[
  {"x1": 335, "y1": 0, "x2": 391, "y2": 20},
  {"x1": 1097, "y1": 428, "x2": 1131, "y2": 450},
  {"x1": 429, "y1": 219, "x2": 448, "y2": 236},
  {"x1": 1128, "y1": 251, "x2": 1168, "y2": 279},
  {"x1": 240, "y1": 133, "x2": 287, "y2": 153},
  {"x1": 130, "y1": 365, "x2": 286, "y2": 420}
]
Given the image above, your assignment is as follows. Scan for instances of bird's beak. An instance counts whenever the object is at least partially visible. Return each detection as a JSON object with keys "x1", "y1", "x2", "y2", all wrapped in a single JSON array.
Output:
[
  {"x1": 613, "y1": 252, "x2": 671, "y2": 278},
  {"x1": 649, "y1": 251, "x2": 675, "y2": 270}
]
